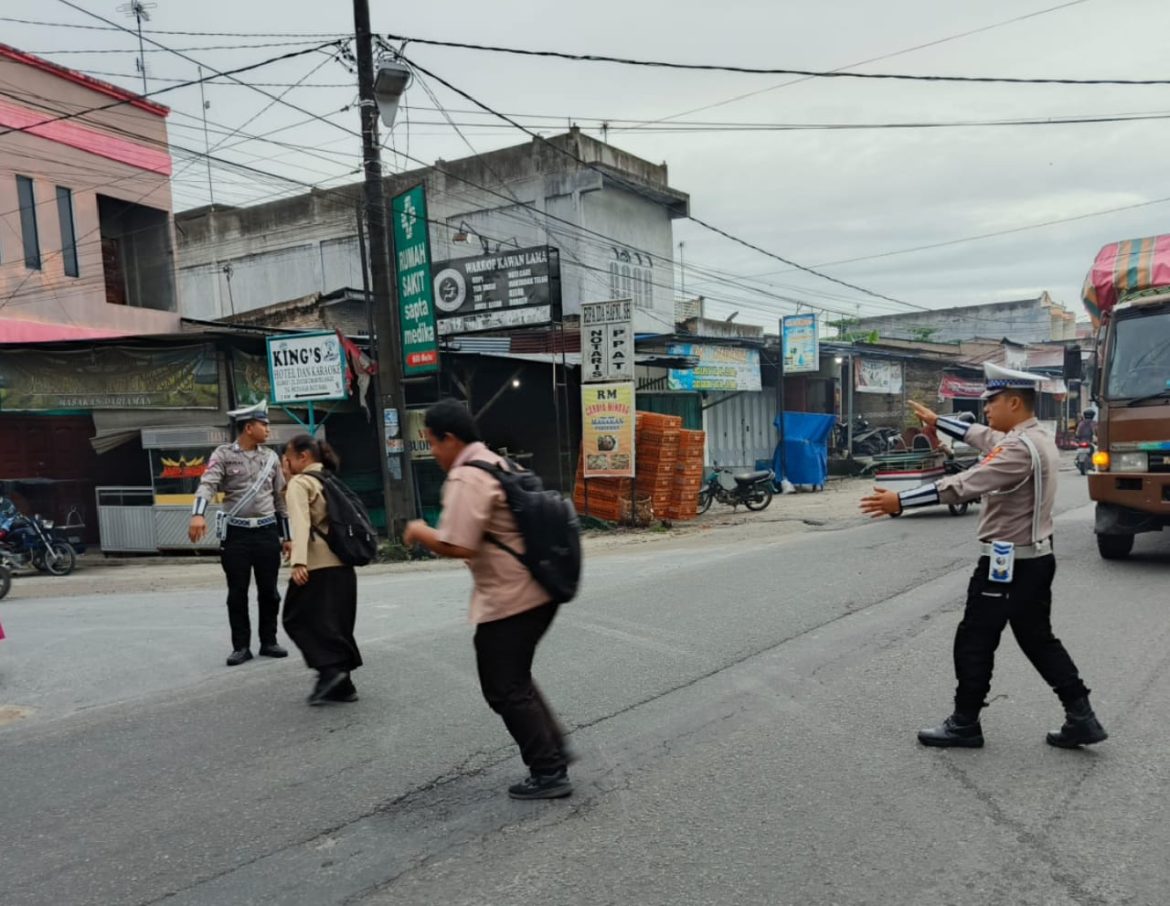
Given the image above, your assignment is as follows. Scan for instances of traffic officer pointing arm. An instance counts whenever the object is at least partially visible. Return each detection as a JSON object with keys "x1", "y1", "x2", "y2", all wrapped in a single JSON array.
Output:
[
  {"x1": 188, "y1": 401, "x2": 293, "y2": 667},
  {"x1": 860, "y1": 363, "x2": 1108, "y2": 750}
]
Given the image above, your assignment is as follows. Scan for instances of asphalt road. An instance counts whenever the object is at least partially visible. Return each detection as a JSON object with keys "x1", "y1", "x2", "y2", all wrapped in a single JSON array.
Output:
[{"x1": 1, "y1": 477, "x2": 1168, "y2": 906}]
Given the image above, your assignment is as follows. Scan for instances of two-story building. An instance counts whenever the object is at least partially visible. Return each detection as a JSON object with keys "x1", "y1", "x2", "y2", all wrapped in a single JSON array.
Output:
[{"x1": 0, "y1": 44, "x2": 180, "y2": 340}]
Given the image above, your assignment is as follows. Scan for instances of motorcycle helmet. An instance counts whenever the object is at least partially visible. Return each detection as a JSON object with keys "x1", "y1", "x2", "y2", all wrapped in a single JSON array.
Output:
[{"x1": 1083, "y1": 410, "x2": 1096, "y2": 420}]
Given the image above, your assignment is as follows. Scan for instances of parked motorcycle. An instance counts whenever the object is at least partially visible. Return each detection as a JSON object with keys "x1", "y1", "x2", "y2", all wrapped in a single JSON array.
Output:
[
  {"x1": 1075, "y1": 441, "x2": 1094, "y2": 476},
  {"x1": 0, "y1": 510, "x2": 77, "y2": 576},
  {"x1": 698, "y1": 468, "x2": 775, "y2": 514},
  {"x1": 835, "y1": 415, "x2": 902, "y2": 458}
]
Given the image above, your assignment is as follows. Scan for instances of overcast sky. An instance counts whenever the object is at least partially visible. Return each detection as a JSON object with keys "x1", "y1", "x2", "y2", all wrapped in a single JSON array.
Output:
[{"x1": 6, "y1": 0, "x2": 1170, "y2": 329}]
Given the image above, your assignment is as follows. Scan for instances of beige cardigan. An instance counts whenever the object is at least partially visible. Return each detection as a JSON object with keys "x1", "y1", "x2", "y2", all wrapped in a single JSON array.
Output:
[{"x1": 286, "y1": 464, "x2": 344, "y2": 570}]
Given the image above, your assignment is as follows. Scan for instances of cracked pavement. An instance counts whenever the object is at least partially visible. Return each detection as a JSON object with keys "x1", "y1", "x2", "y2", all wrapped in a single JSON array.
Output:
[{"x1": 1, "y1": 475, "x2": 1168, "y2": 905}]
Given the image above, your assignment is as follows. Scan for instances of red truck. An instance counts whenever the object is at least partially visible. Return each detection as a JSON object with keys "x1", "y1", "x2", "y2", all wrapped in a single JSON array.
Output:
[{"x1": 1082, "y1": 235, "x2": 1170, "y2": 558}]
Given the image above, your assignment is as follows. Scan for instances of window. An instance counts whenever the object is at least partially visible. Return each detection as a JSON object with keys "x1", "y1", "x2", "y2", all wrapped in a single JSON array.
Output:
[
  {"x1": 56, "y1": 187, "x2": 79, "y2": 277},
  {"x1": 16, "y1": 176, "x2": 41, "y2": 270}
]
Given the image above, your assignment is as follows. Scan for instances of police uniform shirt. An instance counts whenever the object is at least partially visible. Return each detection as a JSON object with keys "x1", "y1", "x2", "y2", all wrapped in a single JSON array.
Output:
[
  {"x1": 899, "y1": 416, "x2": 1057, "y2": 545},
  {"x1": 193, "y1": 442, "x2": 288, "y2": 520}
]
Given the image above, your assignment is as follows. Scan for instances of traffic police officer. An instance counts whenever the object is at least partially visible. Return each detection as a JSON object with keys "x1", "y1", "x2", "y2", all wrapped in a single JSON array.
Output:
[
  {"x1": 861, "y1": 363, "x2": 1108, "y2": 749},
  {"x1": 188, "y1": 400, "x2": 292, "y2": 666}
]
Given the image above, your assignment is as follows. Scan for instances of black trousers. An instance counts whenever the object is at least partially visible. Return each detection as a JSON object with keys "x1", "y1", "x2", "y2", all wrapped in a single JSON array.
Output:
[
  {"x1": 220, "y1": 525, "x2": 282, "y2": 651},
  {"x1": 282, "y1": 566, "x2": 361, "y2": 672},
  {"x1": 954, "y1": 554, "x2": 1090, "y2": 715},
  {"x1": 474, "y1": 602, "x2": 567, "y2": 775}
]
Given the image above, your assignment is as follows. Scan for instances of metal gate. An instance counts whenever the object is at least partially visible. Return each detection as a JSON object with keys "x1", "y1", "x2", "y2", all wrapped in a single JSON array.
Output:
[{"x1": 705, "y1": 391, "x2": 776, "y2": 469}]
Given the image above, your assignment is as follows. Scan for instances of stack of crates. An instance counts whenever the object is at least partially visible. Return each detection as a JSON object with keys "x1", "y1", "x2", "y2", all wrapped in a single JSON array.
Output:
[
  {"x1": 635, "y1": 412, "x2": 682, "y2": 520},
  {"x1": 572, "y1": 451, "x2": 624, "y2": 523},
  {"x1": 666, "y1": 429, "x2": 707, "y2": 521}
]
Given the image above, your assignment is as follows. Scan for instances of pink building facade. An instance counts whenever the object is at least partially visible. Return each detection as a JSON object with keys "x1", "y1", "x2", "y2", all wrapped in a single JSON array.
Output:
[{"x1": 0, "y1": 44, "x2": 180, "y2": 340}]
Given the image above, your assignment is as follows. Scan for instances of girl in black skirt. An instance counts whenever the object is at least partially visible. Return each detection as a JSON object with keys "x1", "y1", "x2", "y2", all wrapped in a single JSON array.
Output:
[{"x1": 281, "y1": 434, "x2": 362, "y2": 705}]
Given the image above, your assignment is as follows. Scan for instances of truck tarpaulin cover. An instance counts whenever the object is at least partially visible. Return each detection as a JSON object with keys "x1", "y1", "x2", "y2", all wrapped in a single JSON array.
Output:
[
  {"x1": 772, "y1": 412, "x2": 835, "y2": 487},
  {"x1": 1082, "y1": 234, "x2": 1170, "y2": 327}
]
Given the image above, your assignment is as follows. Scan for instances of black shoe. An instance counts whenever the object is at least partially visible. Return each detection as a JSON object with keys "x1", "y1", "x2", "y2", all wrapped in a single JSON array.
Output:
[
  {"x1": 918, "y1": 714, "x2": 984, "y2": 748},
  {"x1": 259, "y1": 643, "x2": 288, "y2": 658},
  {"x1": 508, "y1": 770, "x2": 573, "y2": 800},
  {"x1": 226, "y1": 648, "x2": 253, "y2": 667},
  {"x1": 307, "y1": 670, "x2": 348, "y2": 706},
  {"x1": 324, "y1": 679, "x2": 358, "y2": 703},
  {"x1": 1047, "y1": 698, "x2": 1108, "y2": 748}
]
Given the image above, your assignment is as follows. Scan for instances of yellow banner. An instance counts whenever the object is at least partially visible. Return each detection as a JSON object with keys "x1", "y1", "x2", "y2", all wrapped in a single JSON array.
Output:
[{"x1": 581, "y1": 382, "x2": 636, "y2": 478}]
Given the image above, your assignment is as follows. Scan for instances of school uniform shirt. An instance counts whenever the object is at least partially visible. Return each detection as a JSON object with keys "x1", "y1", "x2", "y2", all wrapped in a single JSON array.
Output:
[
  {"x1": 286, "y1": 464, "x2": 344, "y2": 571},
  {"x1": 437, "y1": 441, "x2": 548, "y2": 624}
]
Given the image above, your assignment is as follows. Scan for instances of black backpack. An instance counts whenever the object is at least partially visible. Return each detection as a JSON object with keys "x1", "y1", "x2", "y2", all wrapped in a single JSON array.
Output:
[
  {"x1": 304, "y1": 471, "x2": 378, "y2": 567},
  {"x1": 465, "y1": 458, "x2": 582, "y2": 604}
]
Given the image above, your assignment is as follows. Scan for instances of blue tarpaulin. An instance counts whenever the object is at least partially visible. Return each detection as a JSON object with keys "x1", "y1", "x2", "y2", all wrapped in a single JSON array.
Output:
[{"x1": 772, "y1": 412, "x2": 835, "y2": 488}]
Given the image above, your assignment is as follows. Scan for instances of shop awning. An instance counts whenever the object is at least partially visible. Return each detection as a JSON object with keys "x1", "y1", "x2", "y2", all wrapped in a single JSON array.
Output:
[{"x1": 0, "y1": 319, "x2": 129, "y2": 343}]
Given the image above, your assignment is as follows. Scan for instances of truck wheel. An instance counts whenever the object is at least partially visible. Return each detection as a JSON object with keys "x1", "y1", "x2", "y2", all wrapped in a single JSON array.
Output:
[{"x1": 1097, "y1": 534, "x2": 1134, "y2": 560}]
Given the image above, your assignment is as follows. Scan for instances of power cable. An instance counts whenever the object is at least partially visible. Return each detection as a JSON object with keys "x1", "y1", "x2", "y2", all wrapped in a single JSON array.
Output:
[
  {"x1": 27, "y1": 40, "x2": 338, "y2": 54},
  {"x1": 32, "y1": 8, "x2": 975, "y2": 326},
  {"x1": 0, "y1": 40, "x2": 339, "y2": 138},
  {"x1": 396, "y1": 53, "x2": 928, "y2": 312},
  {"x1": 383, "y1": 31, "x2": 1170, "y2": 87},
  {"x1": 0, "y1": 16, "x2": 347, "y2": 38},
  {"x1": 623, "y1": 0, "x2": 1095, "y2": 128}
]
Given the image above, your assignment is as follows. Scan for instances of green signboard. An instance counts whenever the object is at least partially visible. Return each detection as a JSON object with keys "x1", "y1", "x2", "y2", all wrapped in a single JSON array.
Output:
[{"x1": 390, "y1": 184, "x2": 440, "y2": 376}]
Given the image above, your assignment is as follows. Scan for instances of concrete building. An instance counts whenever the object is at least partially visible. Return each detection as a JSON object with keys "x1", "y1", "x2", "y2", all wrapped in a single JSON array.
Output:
[
  {"x1": 0, "y1": 44, "x2": 180, "y2": 340},
  {"x1": 176, "y1": 128, "x2": 688, "y2": 335},
  {"x1": 852, "y1": 293, "x2": 1077, "y2": 345}
]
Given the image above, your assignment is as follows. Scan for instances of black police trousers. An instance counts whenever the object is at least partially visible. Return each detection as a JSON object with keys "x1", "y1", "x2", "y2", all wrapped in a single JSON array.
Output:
[
  {"x1": 954, "y1": 554, "x2": 1090, "y2": 715},
  {"x1": 220, "y1": 524, "x2": 282, "y2": 651}
]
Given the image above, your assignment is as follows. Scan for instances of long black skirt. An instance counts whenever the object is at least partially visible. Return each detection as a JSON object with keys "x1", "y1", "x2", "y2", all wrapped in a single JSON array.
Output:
[{"x1": 282, "y1": 566, "x2": 362, "y2": 672}]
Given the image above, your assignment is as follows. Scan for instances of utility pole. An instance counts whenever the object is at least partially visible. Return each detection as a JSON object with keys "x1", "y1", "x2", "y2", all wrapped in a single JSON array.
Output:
[{"x1": 353, "y1": 0, "x2": 418, "y2": 538}]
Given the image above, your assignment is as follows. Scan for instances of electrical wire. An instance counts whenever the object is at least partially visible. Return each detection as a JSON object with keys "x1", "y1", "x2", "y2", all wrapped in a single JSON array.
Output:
[
  {"x1": 383, "y1": 31, "x2": 1170, "y2": 87},
  {"x1": 623, "y1": 0, "x2": 1095, "y2": 129},
  {"x1": 0, "y1": 16, "x2": 348, "y2": 38},
  {"x1": 19, "y1": 9, "x2": 1062, "y2": 328},
  {"x1": 396, "y1": 53, "x2": 928, "y2": 312},
  {"x1": 0, "y1": 40, "x2": 340, "y2": 138},
  {"x1": 27, "y1": 40, "x2": 340, "y2": 54}
]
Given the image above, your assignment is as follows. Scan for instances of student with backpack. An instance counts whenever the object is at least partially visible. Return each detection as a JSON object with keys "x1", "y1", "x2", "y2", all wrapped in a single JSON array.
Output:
[
  {"x1": 404, "y1": 399, "x2": 580, "y2": 800},
  {"x1": 281, "y1": 434, "x2": 368, "y2": 706}
]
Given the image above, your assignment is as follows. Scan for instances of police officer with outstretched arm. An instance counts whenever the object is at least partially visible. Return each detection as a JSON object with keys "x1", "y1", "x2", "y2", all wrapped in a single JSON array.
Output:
[
  {"x1": 188, "y1": 401, "x2": 292, "y2": 667},
  {"x1": 860, "y1": 363, "x2": 1108, "y2": 749}
]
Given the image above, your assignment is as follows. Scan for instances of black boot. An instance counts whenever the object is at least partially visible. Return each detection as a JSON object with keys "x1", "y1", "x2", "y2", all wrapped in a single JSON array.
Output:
[
  {"x1": 1046, "y1": 697, "x2": 1108, "y2": 748},
  {"x1": 918, "y1": 713, "x2": 984, "y2": 748}
]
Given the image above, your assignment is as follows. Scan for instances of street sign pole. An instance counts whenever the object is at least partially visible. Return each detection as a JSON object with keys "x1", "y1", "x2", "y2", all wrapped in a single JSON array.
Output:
[
  {"x1": 354, "y1": 0, "x2": 417, "y2": 538},
  {"x1": 776, "y1": 318, "x2": 787, "y2": 485}
]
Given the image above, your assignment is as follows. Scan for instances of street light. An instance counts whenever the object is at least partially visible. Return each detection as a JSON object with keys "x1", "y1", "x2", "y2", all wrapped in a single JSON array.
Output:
[{"x1": 373, "y1": 57, "x2": 412, "y2": 129}]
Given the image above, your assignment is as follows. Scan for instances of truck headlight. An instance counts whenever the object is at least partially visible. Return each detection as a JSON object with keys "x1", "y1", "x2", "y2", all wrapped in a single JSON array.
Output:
[{"x1": 1113, "y1": 452, "x2": 1148, "y2": 473}]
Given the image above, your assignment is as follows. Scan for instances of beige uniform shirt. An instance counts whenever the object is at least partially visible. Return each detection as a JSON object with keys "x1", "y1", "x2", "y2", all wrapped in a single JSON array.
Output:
[
  {"x1": 437, "y1": 441, "x2": 548, "y2": 624},
  {"x1": 194, "y1": 442, "x2": 288, "y2": 519},
  {"x1": 929, "y1": 417, "x2": 1057, "y2": 545},
  {"x1": 286, "y1": 464, "x2": 344, "y2": 571}
]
